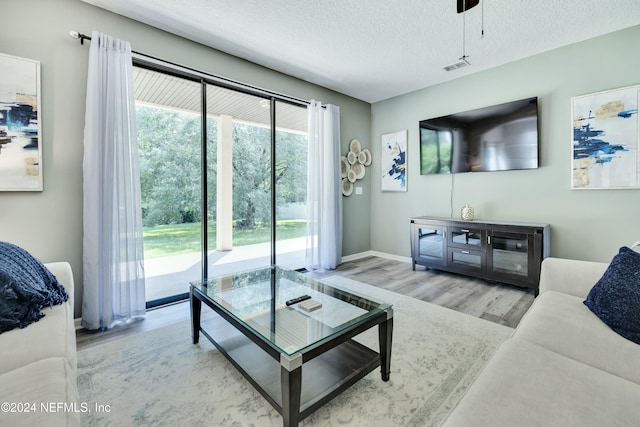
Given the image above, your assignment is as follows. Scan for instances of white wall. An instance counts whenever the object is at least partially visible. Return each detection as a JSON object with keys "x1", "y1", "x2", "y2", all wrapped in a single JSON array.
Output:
[
  {"x1": 0, "y1": 0, "x2": 371, "y2": 316},
  {"x1": 370, "y1": 25, "x2": 640, "y2": 263}
]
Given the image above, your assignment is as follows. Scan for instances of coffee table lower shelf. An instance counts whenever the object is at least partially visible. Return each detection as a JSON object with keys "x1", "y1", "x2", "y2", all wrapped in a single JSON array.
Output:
[{"x1": 200, "y1": 314, "x2": 381, "y2": 423}]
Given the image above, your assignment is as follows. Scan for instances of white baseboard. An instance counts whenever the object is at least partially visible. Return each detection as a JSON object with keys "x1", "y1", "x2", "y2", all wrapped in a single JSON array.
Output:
[{"x1": 341, "y1": 250, "x2": 412, "y2": 264}]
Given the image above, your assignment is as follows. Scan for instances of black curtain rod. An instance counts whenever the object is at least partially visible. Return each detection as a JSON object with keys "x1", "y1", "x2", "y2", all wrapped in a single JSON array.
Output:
[
  {"x1": 68, "y1": 30, "x2": 314, "y2": 108},
  {"x1": 69, "y1": 31, "x2": 90, "y2": 44},
  {"x1": 70, "y1": 31, "x2": 144, "y2": 56}
]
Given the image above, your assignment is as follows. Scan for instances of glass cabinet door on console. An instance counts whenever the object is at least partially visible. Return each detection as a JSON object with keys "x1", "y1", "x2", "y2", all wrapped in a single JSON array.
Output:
[
  {"x1": 448, "y1": 248, "x2": 485, "y2": 273},
  {"x1": 412, "y1": 225, "x2": 447, "y2": 268},
  {"x1": 447, "y1": 226, "x2": 486, "y2": 273},
  {"x1": 487, "y1": 231, "x2": 536, "y2": 284},
  {"x1": 449, "y1": 227, "x2": 484, "y2": 247}
]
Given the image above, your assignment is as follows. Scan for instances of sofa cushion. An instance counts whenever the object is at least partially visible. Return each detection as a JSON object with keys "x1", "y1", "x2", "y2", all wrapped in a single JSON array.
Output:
[
  {"x1": 539, "y1": 257, "x2": 608, "y2": 298},
  {"x1": 514, "y1": 290, "x2": 640, "y2": 384},
  {"x1": 0, "y1": 357, "x2": 80, "y2": 427},
  {"x1": 584, "y1": 246, "x2": 640, "y2": 345},
  {"x1": 441, "y1": 339, "x2": 640, "y2": 427},
  {"x1": 0, "y1": 300, "x2": 76, "y2": 376},
  {"x1": 0, "y1": 242, "x2": 69, "y2": 333}
]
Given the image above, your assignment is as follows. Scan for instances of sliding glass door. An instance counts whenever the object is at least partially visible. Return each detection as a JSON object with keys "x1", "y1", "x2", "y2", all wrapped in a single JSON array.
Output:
[
  {"x1": 134, "y1": 63, "x2": 308, "y2": 307},
  {"x1": 275, "y1": 101, "x2": 308, "y2": 269},
  {"x1": 204, "y1": 90, "x2": 308, "y2": 275},
  {"x1": 134, "y1": 66, "x2": 203, "y2": 306},
  {"x1": 205, "y1": 85, "x2": 273, "y2": 275}
]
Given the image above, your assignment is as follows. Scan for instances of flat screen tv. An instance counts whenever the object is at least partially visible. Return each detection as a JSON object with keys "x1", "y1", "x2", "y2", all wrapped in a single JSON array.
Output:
[{"x1": 419, "y1": 97, "x2": 539, "y2": 174}]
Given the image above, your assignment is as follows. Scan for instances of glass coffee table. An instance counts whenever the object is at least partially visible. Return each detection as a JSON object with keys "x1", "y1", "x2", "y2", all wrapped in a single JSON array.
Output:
[{"x1": 190, "y1": 266, "x2": 393, "y2": 427}]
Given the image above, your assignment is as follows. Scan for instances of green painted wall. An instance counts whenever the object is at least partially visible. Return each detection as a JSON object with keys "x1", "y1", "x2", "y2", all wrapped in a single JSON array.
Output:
[
  {"x1": 370, "y1": 25, "x2": 640, "y2": 263},
  {"x1": 3, "y1": 0, "x2": 638, "y2": 318},
  {"x1": 0, "y1": 0, "x2": 371, "y2": 316}
]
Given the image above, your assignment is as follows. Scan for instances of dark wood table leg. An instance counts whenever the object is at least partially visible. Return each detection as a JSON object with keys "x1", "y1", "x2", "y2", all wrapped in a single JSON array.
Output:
[
  {"x1": 281, "y1": 365, "x2": 302, "y2": 427},
  {"x1": 190, "y1": 290, "x2": 201, "y2": 344},
  {"x1": 378, "y1": 311, "x2": 393, "y2": 381}
]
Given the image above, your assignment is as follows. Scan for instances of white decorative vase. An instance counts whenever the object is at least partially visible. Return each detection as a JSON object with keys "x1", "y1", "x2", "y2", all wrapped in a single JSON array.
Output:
[{"x1": 461, "y1": 204, "x2": 474, "y2": 221}]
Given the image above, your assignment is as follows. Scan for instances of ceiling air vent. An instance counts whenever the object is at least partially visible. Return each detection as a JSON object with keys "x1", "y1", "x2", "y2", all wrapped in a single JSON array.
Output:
[{"x1": 443, "y1": 60, "x2": 470, "y2": 72}]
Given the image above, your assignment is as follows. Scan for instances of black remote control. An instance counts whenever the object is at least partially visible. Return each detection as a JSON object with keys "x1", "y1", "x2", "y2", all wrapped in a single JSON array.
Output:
[{"x1": 286, "y1": 295, "x2": 311, "y2": 306}]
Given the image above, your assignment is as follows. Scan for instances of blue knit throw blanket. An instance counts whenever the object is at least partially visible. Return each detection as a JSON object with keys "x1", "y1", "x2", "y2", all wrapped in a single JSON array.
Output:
[{"x1": 0, "y1": 241, "x2": 68, "y2": 334}]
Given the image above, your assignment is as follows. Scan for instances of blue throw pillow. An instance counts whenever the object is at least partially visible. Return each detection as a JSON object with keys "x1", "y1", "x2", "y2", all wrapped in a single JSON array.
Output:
[
  {"x1": 0, "y1": 241, "x2": 68, "y2": 334},
  {"x1": 584, "y1": 246, "x2": 640, "y2": 345}
]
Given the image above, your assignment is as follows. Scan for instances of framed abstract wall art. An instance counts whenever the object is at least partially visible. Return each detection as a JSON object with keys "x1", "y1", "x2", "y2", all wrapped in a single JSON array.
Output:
[
  {"x1": 571, "y1": 85, "x2": 639, "y2": 189},
  {"x1": 0, "y1": 53, "x2": 43, "y2": 191},
  {"x1": 381, "y1": 130, "x2": 407, "y2": 192}
]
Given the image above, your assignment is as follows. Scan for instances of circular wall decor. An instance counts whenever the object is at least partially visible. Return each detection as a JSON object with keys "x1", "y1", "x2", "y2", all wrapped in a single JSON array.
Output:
[
  {"x1": 347, "y1": 151, "x2": 357, "y2": 164},
  {"x1": 352, "y1": 163, "x2": 365, "y2": 179},
  {"x1": 349, "y1": 138, "x2": 361, "y2": 154},
  {"x1": 362, "y1": 149, "x2": 372, "y2": 166},
  {"x1": 341, "y1": 156, "x2": 349, "y2": 178},
  {"x1": 357, "y1": 151, "x2": 366, "y2": 164},
  {"x1": 342, "y1": 178, "x2": 353, "y2": 196},
  {"x1": 341, "y1": 139, "x2": 371, "y2": 196}
]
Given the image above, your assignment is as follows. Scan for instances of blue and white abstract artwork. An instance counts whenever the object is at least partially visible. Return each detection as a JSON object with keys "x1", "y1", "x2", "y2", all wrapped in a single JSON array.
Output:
[
  {"x1": 0, "y1": 53, "x2": 42, "y2": 191},
  {"x1": 381, "y1": 130, "x2": 407, "y2": 192},
  {"x1": 572, "y1": 86, "x2": 639, "y2": 189}
]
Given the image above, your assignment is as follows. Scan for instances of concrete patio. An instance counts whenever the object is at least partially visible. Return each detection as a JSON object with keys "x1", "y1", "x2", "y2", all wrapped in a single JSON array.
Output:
[{"x1": 144, "y1": 237, "x2": 306, "y2": 302}]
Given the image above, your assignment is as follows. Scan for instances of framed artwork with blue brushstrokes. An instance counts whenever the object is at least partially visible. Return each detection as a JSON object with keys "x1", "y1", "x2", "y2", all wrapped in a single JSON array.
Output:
[
  {"x1": 381, "y1": 130, "x2": 407, "y2": 192},
  {"x1": 0, "y1": 53, "x2": 43, "y2": 191},
  {"x1": 572, "y1": 85, "x2": 639, "y2": 189}
]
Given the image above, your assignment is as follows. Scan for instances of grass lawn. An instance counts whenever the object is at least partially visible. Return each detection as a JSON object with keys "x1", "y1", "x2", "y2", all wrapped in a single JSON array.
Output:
[{"x1": 143, "y1": 219, "x2": 306, "y2": 259}]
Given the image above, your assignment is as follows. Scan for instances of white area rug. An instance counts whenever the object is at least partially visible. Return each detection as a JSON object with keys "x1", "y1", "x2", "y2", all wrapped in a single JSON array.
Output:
[{"x1": 77, "y1": 276, "x2": 512, "y2": 426}]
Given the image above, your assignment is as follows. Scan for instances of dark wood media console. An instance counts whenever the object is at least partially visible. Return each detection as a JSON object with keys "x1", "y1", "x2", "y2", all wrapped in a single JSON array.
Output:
[{"x1": 410, "y1": 217, "x2": 550, "y2": 292}]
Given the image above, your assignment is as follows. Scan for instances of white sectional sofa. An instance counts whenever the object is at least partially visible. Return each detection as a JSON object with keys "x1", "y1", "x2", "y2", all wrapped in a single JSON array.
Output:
[
  {"x1": 442, "y1": 257, "x2": 640, "y2": 426},
  {"x1": 0, "y1": 262, "x2": 80, "y2": 427}
]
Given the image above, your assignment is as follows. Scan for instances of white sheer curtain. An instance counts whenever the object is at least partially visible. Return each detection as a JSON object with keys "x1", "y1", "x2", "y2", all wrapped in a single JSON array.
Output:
[
  {"x1": 82, "y1": 31, "x2": 145, "y2": 330},
  {"x1": 305, "y1": 100, "x2": 342, "y2": 271}
]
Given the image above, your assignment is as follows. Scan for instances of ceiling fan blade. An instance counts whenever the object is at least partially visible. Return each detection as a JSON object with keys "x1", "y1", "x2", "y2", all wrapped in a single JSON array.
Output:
[{"x1": 457, "y1": 0, "x2": 480, "y2": 13}]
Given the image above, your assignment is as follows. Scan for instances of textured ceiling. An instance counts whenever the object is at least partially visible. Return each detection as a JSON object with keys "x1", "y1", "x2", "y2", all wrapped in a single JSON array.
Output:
[{"x1": 81, "y1": 0, "x2": 640, "y2": 103}]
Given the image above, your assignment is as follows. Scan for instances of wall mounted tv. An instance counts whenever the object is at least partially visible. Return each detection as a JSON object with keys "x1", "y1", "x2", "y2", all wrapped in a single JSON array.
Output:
[{"x1": 419, "y1": 97, "x2": 539, "y2": 174}]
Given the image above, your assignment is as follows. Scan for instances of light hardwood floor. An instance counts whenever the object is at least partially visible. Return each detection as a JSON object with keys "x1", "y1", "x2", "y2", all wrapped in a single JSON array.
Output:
[
  {"x1": 310, "y1": 256, "x2": 535, "y2": 328},
  {"x1": 76, "y1": 256, "x2": 534, "y2": 350}
]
